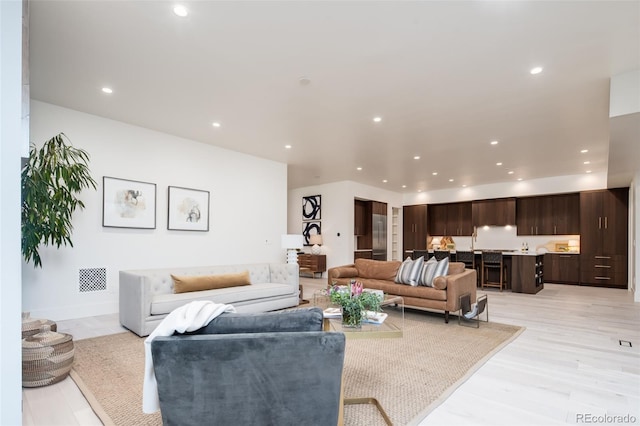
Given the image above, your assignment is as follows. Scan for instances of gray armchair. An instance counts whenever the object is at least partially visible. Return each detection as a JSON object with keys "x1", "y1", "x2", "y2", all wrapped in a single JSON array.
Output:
[{"x1": 151, "y1": 307, "x2": 345, "y2": 426}]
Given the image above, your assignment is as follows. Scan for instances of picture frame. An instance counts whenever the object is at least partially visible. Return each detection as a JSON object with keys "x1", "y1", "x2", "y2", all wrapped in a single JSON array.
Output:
[
  {"x1": 102, "y1": 176, "x2": 157, "y2": 229},
  {"x1": 302, "y1": 195, "x2": 321, "y2": 221},
  {"x1": 302, "y1": 221, "x2": 321, "y2": 246},
  {"x1": 168, "y1": 186, "x2": 210, "y2": 231}
]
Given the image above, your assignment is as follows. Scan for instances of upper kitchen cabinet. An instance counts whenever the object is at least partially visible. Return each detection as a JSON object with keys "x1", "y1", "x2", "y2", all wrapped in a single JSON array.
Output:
[
  {"x1": 472, "y1": 198, "x2": 515, "y2": 227},
  {"x1": 354, "y1": 199, "x2": 370, "y2": 236},
  {"x1": 516, "y1": 194, "x2": 579, "y2": 235},
  {"x1": 403, "y1": 204, "x2": 427, "y2": 254},
  {"x1": 580, "y1": 188, "x2": 628, "y2": 287},
  {"x1": 427, "y1": 202, "x2": 472, "y2": 236}
]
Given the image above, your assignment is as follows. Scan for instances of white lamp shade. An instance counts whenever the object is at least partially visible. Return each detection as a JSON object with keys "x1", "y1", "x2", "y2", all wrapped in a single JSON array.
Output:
[
  {"x1": 281, "y1": 234, "x2": 304, "y2": 249},
  {"x1": 431, "y1": 237, "x2": 441, "y2": 247}
]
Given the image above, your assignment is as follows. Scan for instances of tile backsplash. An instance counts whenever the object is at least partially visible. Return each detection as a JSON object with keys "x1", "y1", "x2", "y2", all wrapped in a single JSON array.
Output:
[{"x1": 438, "y1": 226, "x2": 579, "y2": 252}]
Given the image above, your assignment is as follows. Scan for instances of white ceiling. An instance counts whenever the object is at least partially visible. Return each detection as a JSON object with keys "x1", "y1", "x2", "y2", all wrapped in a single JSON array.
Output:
[{"x1": 28, "y1": 1, "x2": 640, "y2": 192}]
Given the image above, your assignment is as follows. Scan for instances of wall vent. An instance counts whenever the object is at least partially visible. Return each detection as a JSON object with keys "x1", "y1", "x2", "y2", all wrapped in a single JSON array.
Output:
[{"x1": 79, "y1": 268, "x2": 107, "y2": 293}]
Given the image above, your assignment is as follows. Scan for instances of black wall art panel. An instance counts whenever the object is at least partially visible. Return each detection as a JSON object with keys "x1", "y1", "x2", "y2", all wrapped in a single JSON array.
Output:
[
  {"x1": 302, "y1": 221, "x2": 321, "y2": 246},
  {"x1": 302, "y1": 195, "x2": 321, "y2": 221}
]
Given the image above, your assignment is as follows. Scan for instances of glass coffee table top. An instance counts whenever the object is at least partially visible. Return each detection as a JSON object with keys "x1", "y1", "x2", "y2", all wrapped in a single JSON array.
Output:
[{"x1": 313, "y1": 292, "x2": 404, "y2": 339}]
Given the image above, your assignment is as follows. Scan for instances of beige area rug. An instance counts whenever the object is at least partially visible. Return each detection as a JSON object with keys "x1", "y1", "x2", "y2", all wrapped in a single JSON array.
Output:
[{"x1": 70, "y1": 310, "x2": 523, "y2": 426}]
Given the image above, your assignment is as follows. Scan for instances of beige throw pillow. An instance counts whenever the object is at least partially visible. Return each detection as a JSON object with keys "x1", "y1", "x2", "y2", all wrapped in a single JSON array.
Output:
[{"x1": 172, "y1": 271, "x2": 251, "y2": 294}]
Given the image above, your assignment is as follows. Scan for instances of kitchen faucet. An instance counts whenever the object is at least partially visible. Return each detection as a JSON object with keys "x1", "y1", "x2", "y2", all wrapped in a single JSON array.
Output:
[{"x1": 471, "y1": 226, "x2": 478, "y2": 251}]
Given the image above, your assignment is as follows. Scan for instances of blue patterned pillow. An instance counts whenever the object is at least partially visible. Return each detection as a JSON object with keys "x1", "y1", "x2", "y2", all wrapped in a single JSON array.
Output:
[{"x1": 395, "y1": 256, "x2": 424, "y2": 286}]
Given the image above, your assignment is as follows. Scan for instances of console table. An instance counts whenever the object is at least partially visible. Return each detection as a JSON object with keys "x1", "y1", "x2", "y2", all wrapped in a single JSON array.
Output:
[{"x1": 297, "y1": 253, "x2": 326, "y2": 278}]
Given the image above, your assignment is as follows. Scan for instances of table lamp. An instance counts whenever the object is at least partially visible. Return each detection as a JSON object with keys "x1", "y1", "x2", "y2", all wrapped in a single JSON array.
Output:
[
  {"x1": 309, "y1": 234, "x2": 323, "y2": 255},
  {"x1": 431, "y1": 237, "x2": 441, "y2": 250},
  {"x1": 281, "y1": 234, "x2": 304, "y2": 264}
]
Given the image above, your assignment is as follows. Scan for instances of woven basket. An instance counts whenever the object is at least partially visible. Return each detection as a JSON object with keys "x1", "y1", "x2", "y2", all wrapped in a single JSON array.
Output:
[
  {"x1": 22, "y1": 312, "x2": 57, "y2": 339},
  {"x1": 22, "y1": 325, "x2": 74, "y2": 388}
]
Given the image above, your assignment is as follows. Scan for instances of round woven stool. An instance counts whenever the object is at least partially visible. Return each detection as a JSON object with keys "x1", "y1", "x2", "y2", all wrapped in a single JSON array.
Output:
[
  {"x1": 22, "y1": 325, "x2": 75, "y2": 388},
  {"x1": 22, "y1": 312, "x2": 57, "y2": 339}
]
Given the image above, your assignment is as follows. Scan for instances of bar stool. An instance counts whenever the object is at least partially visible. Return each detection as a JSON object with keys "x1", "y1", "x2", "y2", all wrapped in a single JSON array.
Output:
[
  {"x1": 481, "y1": 251, "x2": 507, "y2": 291},
  {"x1": 456, "y1": 251, "x2": 480, "y2": 287},
  {"x1": 433, "y1": 250, "x2": 450, "y2": 261},
  {"x1": 413, "y1": 250, "x2": 429, "y2": 260}
]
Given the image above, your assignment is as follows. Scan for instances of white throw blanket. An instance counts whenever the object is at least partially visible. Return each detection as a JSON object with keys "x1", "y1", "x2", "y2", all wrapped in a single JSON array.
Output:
[{"x1": 142, "y1": 300, "x2": 236, "y2": 413}]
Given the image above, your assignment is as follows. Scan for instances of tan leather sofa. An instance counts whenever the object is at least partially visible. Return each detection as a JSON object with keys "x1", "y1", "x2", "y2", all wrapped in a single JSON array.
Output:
[{"x1": 327, "y1": 258, "x2": 477, "y2": 323}]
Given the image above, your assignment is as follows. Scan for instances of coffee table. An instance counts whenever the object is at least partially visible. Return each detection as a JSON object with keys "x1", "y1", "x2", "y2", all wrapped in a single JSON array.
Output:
[{"x1": 312, "y1": 291, "x2": 404, "y2": 425}]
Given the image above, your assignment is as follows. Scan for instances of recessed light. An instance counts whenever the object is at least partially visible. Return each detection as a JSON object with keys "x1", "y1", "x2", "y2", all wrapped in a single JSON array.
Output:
[
  {"x1": 581, "y1": 149, "x2": 589, "y2": 153},
  {"x1": 432, "y1": 172, "x2": 438, "y2": 176},
  {"x1": 508, "y1": 171, "x2": 514, "y2": 175},
  {"x1": 373, "y1": 117, "x2": 382, "y2": 123},
  {"x1": 212, "y1": 122, "x2": 221, "y2": 128},
  {"x1": 417, "y1": 190, "x2": 422, "y2": 193},
  {"x1": 462, "y1": 184, "x2": 467, "y2": 188},
  {"x1": 490, "y1": 140, "x2": 498, "y2": 145},
  {"x1": 382, "y1": 179, "x2": 388, "y2": 183},
  {"x1": 496, "y1": 162, "x2": 503, "y2": 166},
  {"x1": 414, "y1": 156, "x2": 420, "y2": 160},
  {"x1": 530, "y1": 66, "x2": 543, "y2": 75},
  {"x1": 284, "y1": 145, "x2": 292, "y2": 149},
  {"x1": 101, "y1": 87, "x2": 113, "y2": 94},
  {"x1": 402, "y1": 185, "x2": 407, "y2": 188},
  {"x1": 173, "y1": 5, "x2": 188, "y2": 17},
  {"x1": 517, "y1": 178, "x2": 523, "y2": 181},
  {"x1": 586, "y1": 170, "x2": 592, "y2": 173},
  {"x1": 449, "y1": 179, "x2": 454, "y2": 182},
  {"x1": 356, "y1": 167, "x2": 362, "y2": 171},
  {"x1": 583, "y1": 161, "x2": 590, "y2": 165}
]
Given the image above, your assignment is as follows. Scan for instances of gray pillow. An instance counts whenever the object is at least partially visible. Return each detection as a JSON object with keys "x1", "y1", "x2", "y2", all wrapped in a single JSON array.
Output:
[{"x1": 395, "y1": 256, "x2": 424, "y2": 286}]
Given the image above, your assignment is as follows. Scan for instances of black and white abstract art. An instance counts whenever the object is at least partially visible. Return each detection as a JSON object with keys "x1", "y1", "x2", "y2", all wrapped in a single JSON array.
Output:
[
  {"x1": 302, "y1": 221, "x2": 321, "y2": 246},
  {"x1": 302, "y1": 195, "x2": 321, "y2": 221}
]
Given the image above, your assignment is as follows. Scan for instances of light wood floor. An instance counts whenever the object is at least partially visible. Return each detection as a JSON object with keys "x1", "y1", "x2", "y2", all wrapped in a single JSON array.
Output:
[{"x1": 23, "y1": 280, "x2": 640, "y2": 426}]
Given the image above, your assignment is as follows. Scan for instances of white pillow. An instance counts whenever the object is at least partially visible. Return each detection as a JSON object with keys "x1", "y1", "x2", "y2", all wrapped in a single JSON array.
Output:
[{"x1": 395, "y1": 256, "x2": 424, "y2": 286}]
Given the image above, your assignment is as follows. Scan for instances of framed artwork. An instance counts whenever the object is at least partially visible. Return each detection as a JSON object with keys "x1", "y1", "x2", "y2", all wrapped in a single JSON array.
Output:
[
  {"x1": 102, "y1": 176, "x2": 157, "y2": 229},
  {"x1": 302, "y1": 195, "x2": 321, "y2": 221},
  {"x1": 168, "y1": 186, "x2": 210, "y2": 231},
  {"x1": 302, "y1": 221, "x2": 321, "y2": 246}
]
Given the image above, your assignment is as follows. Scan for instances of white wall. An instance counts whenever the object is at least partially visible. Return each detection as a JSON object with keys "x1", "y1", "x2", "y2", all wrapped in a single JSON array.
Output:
[
  {"x1": 610, "y1": 70, "x2": 640, "y2": 118},
  {"x1": 0, "y1": 1, "x2": 23, "y2": 423},
  {"x1": 288, "y1": 181, "x2": 403, "y2": 270},
  {"x1": 632, "y1": 174, "x2": 639, "y2": 302},
  {"x1": 24, "y1": 101, "x2": 288, "y2": 320}
]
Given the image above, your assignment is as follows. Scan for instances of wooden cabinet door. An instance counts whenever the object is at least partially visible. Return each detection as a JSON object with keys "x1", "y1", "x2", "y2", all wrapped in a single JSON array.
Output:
[
  {"x1": 354, "y1": 200, "x2": 367, "y2": 236},
  {"x1": 580, "y1": 191, "x2": 604, "y2": 255},
  {"x1": 516, "y1": 197, "x2": 539, "y2": 235},
  {"x1": 403, "y1": 205, "x2": 427, "y2": 252},
  {"x1": 544, "y1": 254, "x2": 580, "y2": 284},
  {"x1": 447, "y1": 202, "x2": 472, "y2": 236},
  {"x1": 602, "y1": 188, "x2": 628, "y2": 255},
  {"x1": 474, "y1": 198, "x2": 516, "y2": 227},
  {"x1": 427, "y1": 204, "x2": 448, "y2": 235},
  {"x1": 552, "y1": 193, "x2": 580, "y2": 235}
]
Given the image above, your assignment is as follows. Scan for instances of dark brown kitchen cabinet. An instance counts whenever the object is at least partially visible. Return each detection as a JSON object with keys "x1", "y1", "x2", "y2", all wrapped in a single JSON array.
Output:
[
  {"x1": 472, "y1": 198, "x2": 516, "y2": 227},
  {"x1": 354, "y1": 199, "x2": 369, "y2": 236},
  {"x1": 427, "y1": 202, "x2": 472, "y2": 236},
  {"x1": 544, "y1": 253, "x2": 580, "y2": 284},
  {"x1": 580, "y1": 188, "x2": 628, "y2": 287},
  {"x1": 516, "y1": 194, "x2": 579, "y2": 235},
  {"x1": 510, "y1": 254, "x2": 544, "y2": 294},
  {"x1": 403, "y1": 204, "x2": 427, "y2": 254}
]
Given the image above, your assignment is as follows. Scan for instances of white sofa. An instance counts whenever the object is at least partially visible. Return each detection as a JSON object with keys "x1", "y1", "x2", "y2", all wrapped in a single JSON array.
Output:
[{"x1": 119, "y1": 263, "x2": 300, "y2": 336}]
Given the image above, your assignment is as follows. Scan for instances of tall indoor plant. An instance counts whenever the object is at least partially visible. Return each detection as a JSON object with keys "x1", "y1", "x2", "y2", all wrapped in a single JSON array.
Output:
[{"x1": 21, "y1": 133, "x2": 97, "y2": 267}]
